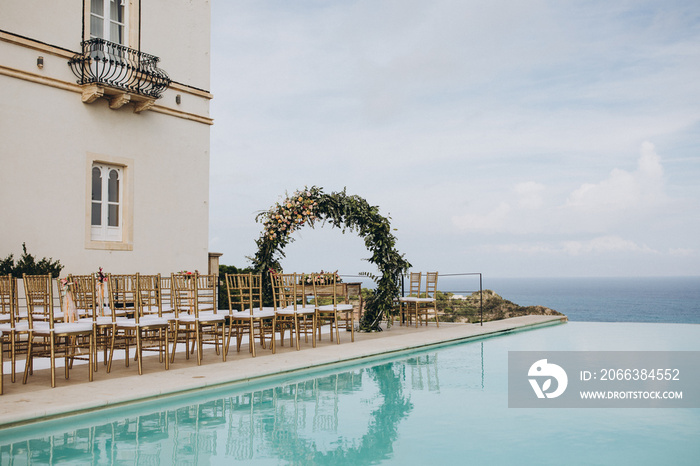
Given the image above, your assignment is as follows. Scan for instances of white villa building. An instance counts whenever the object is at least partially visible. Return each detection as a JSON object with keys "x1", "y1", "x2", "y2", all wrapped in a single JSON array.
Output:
[{"x1": 0, "y1": 0, "x2": 214, "y2": 274}]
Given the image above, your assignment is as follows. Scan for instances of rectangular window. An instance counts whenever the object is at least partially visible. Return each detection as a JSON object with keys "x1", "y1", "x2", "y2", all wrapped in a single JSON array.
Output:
[
  {"x1": 90, "y1": 0, "x2": 127, "y2": 44},
  {"x1": 91, "y1": 163, "x2": 123, "y2": 242}
]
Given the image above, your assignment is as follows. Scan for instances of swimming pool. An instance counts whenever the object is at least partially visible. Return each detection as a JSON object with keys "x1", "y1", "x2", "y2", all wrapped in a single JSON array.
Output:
[{"x1": 1, "y1": 322, "x2": 699, "y2": 464}]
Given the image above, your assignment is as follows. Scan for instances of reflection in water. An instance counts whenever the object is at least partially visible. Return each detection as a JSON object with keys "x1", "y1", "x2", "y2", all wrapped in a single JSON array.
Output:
[{"x1": 1, "y1": 346, "x2": 485, "y2": 464}]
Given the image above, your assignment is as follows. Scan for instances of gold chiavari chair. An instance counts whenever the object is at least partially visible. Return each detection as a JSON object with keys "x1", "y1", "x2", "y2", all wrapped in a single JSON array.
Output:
[
  {"x1": 416, "y1": 272, "x2": 440, "y2": 327},
  {"x1": 1, "y1": 275, "x2": 29, "y2": 385},
  {"x1": 108, "y1": 274, "x2": 170, "y2": 375},
  {"x1": 23, "y1": 275, "x2": 94, "y2": 388},
  {"x1": 139, "y1": 274, "x2": 164, "y2": 319},
  {"x1": 224, "y1": 273, "x2": 275, "y2": 357},
  {"x1": 196, "y1": 273, "x2": 218, "y2": 315},
  {"x1": 313, "y1": 273, "x2": 355, "y2": 344},
  {"x1": 399, "y1": 272, "x2": 422, "y2": 326},
  {"x1": 133, "y1": 274, "x2": 170, "y2": 373},
  {"x1": 106, "y1": 273, "x2": 138, "y2": 372},
  {"x1": 70, "y1": 274, "x2": 107, "y2": 372},
  {"x1": 171, "y1": 272, "x2": 226, "y2": 365},
  {"x1": 270, "y1": 272, "x2": 316, "y2": 353}
]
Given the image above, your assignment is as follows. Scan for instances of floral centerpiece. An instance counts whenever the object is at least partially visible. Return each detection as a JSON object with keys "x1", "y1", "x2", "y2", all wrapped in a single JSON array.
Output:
[
  {"x1": 260, "y1": 187, "x2": 321, "y2": 242},
  {"x1": 299, "y1": 271, "x2": 342, "y2": 286}
]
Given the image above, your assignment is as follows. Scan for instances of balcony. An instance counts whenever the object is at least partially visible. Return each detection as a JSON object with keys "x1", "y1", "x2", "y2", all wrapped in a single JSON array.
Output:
[{"x1": 68, "y1": 39, "x2": 171, "y2": 112}]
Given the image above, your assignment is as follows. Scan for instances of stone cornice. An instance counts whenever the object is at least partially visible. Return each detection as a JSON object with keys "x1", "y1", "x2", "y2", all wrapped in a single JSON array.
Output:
[{"x1": 0, "y1": 65, "x2": 213, "y2": 125}]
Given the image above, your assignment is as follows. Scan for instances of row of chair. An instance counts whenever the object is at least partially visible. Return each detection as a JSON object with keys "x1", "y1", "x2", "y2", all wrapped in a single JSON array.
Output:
[
  {"x1": 0, "y1": 271, "x2": 358, "y2": 392},
  {"x1": 397, "y1": 272, "x2": 440, "y2": 327}
]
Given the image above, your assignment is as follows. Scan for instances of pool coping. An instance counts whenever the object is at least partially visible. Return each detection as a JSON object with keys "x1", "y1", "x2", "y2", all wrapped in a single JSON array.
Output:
[{"x1": 0, "y1": 315, "x2": 566, "y2": 429}]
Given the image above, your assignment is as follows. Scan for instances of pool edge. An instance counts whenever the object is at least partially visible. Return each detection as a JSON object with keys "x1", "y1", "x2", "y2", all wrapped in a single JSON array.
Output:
[{"x1": 0, "y1": 315, "x2": 567, "y2": 429}]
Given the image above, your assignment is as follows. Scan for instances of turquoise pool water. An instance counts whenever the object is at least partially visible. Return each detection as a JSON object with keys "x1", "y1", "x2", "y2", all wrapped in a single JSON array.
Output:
[{"x1": 1, "y1": 322, "x2": 699, "y2": 465}]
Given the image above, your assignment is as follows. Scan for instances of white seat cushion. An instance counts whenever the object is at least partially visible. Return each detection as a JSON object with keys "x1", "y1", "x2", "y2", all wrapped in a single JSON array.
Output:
[
  {"x1": 178, "y1": 314, "x2": 226, "y2": 323},
  {"x1": 0, "y1": 323, "x2": 17, "y2": 332},
  {"x1": 115, "y1": 318, "x2": 138, "y2": 328},
  {"x1": 95, "y1": 316, "x2": 116, "y2": 325},
  {"x1": 318, "y1": 304, "x2": 354, "y2": 311},
  {"x1": 277, "y1": 306, "x2": 314, "y2": 316},
  {"x1": 32, "y1": 322, "x2": 50, "y2": 331},
  {"x1": 399, "y1": 297, "x2": 419, "y2": 302},
  {"x1": 51, "y1": 322, "x2": 94, "y2": 334},
  {"x1": 138, "y1": 317, "x2": 170, "y2": 327},
  {"x1": 247, "y1": 308, "x2": 275, "y2": 318}
]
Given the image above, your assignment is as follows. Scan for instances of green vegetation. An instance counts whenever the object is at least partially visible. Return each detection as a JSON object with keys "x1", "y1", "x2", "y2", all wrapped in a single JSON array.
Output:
[
  {"x1": 251, "y1": 186, "x2": 410, "y2": 332},
  {"x1": 435, "y1": 289, "x2": 562, "y2": 323},
  {"x1": 0, "y1": 243, "x2": 64, "y2": 278},
  {"x1": 217, "y1": 264, "x2": 254, "y2": 310}
]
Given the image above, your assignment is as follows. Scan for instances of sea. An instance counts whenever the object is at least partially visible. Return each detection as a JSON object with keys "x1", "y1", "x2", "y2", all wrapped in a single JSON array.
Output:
[{"x1": 438, "y1": 275, "x2": 700, "y2": 324}]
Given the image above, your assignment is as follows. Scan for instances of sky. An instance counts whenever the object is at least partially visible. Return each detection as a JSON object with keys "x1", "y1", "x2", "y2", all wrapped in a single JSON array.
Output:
[{"x1": 208, "y1": 0, "x2": 700, "y2": 280}]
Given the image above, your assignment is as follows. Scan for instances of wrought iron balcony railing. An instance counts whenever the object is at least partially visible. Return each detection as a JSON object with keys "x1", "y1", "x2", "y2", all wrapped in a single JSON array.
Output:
[{"x1": 68, "y1": 38, "x2": 171, "y2": 99}]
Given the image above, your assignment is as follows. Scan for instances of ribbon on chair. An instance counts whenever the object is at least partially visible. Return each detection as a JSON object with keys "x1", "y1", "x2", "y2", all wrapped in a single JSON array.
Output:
[
  {"x1": 96, "y1": 281, "x2": 106, "y2": 316},
  {"x1": 60, "y1": 278, "x2": 79, "y2": 323}
]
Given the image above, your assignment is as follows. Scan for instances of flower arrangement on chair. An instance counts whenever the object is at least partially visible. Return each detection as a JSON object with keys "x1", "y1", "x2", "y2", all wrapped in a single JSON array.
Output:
[
  {"x1": 299, "y1": 271, "x2": 342, "y2": 286},
  {"x1": 60, "y1": 278, "x2": 78, "y2": 323},
  {"x1": 96, "y1": 267, "x2": 107, "y2": 316}
]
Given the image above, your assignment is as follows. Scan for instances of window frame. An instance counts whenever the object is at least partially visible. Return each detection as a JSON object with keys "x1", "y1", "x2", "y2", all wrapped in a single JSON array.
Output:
[
  {"x1": 85, "y1": 154, "x2": 134, "y2": 251},
  {"x1": 85, "y1": 0, "x2": 140, "y2": 47},
  {"x1": 91, "y1": 163, "x2": 123, "y2": 242},
  {"x1": 89, "y1": 0, "x2": 127, "y2": 44}
]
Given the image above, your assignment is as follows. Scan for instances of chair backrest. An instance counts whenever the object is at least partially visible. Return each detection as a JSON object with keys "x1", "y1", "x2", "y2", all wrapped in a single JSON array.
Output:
[
  {"x1": 0, "y1": 275, "x2": 19, "y2": 325},
  {"x1": 171, "y1": 273, "x2": 198, "y2": 318},
  {"x1": 196, "y1": 273, "x2": 218, "y2": 313},
  {"x1": 311, "y1": 273, "x2": 341, "y2": 308},
  {"x1": 22, "y1": 274, "x2": 55, "y2": 328},
  {"x1": 270, "y1": 271, "x2": 299, "y2": 310},
  {"x1": 225, "y1": 273, "x2": 264, "y2": 314},
  {"x1": 107, "y1": 274, "x2": 139, "y2": 321},
  {"x1": 407, "y1": 272, "x2": 421, "y2": 297},
  {"x1": 223, "y1": 273, "x2": 242, "y2": 313},
  {"x1": 160, "y1": 275, "x2": 173, "y2": 312},
  {"x1": 138, "y1": 274, "x2": 162, "y2": 317},
  {"x1": 424, "y1": 272, "x2": 438, "y2": 298},
  {"x1": 69, "y1": 274, "x2": 96, "y2": 320}
]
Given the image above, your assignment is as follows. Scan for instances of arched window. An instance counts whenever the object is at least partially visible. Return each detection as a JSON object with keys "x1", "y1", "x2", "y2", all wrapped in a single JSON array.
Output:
[{"x1": 91, "y1": 163, "x2": 123, "y2": 241}]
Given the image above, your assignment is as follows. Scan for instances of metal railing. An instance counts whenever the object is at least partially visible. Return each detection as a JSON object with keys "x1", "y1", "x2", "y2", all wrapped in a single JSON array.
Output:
[
  {"x1": 340, "y1": 272, "x2": 485, "y2": 326},
  {"x1": 68, "y1": 38, "x2": 171, "y2": 99},
  {"x1": 437, "y1": 272, "x2": 484, "y2": 325}
]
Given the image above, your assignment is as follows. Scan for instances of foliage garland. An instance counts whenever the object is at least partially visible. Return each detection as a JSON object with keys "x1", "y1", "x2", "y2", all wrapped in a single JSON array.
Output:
[{"x1": 252, "y1": 186, "x2": 411, "y2": 331}]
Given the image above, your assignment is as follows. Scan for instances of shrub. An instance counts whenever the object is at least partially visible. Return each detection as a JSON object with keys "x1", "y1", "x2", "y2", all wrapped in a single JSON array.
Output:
[{"x1": 0, "y1": 243, "x2": 63, "y2": 278}]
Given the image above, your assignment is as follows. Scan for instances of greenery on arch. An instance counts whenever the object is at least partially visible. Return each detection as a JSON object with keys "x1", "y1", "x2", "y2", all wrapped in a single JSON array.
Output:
[{"x1": 251, "y1": 186, "x2": 411, "y2": 331}]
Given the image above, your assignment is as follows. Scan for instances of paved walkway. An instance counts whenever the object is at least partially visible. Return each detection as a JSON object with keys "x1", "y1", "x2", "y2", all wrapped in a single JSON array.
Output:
[{"x1": 0, "y1": 315, "x2": 566, "y2": 428}]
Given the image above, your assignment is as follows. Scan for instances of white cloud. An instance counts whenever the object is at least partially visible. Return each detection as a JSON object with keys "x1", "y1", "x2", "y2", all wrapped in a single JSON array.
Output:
[
  {"x1": 451, "y1": 202, "x2": 511, "y2": 233},
  {"x1": 566, "y1": 141, "x2": 665, "y2": 212},
  {"x1": 561, "y1": 236, "x2": 657, "y2": 255},
  {"x1": 669, "y1": 248, "x2": 696, "y2": 257},
  {"x1": 514, "y1": 182, "x2": 546, "y2": 209},
  {"x1": 210, "y1": 1, "x2": 700, "y2": 276},
  {"x1": 487, "y1": 236, "x2": 657, "y2": 256}
]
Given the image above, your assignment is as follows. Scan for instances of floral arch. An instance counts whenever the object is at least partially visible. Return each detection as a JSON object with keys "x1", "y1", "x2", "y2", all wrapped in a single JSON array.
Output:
[{"x1": 251, "y1": 186, "x2": 411, "y2": 331}]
